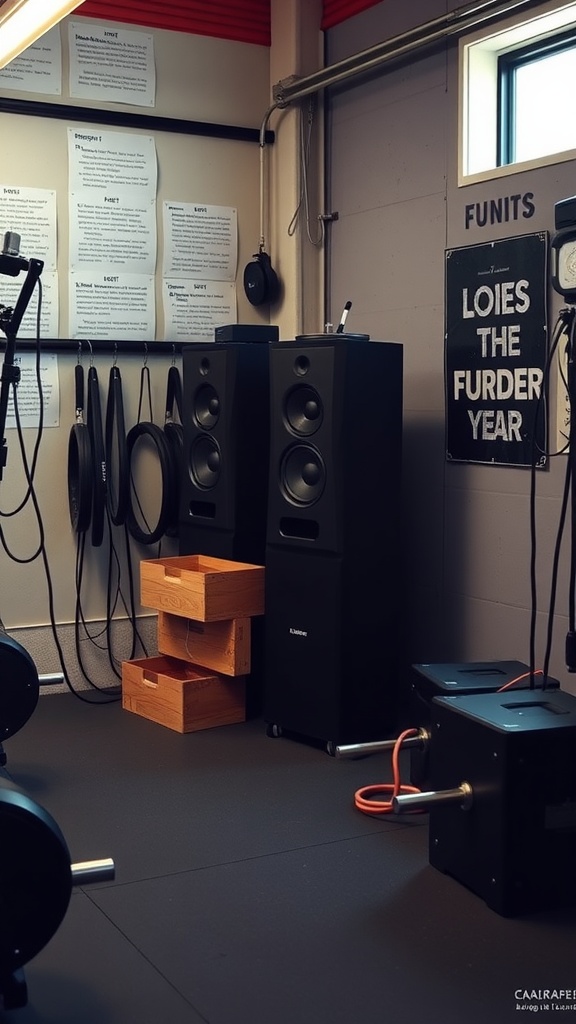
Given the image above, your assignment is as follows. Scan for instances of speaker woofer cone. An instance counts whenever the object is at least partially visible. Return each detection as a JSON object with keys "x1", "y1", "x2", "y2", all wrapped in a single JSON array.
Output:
[
  {"x1": 280, "y1": 444, "x2": 325, "y2": 506},
  {"x1": 193, "y1": 384, "x2": 220, "y2": 429},
  {"x1": 284, "y1": 385, "x2": 323, "y2": 436},
  {"x1": 190, "y1": 435, "x2": 221, "y2": 489}
]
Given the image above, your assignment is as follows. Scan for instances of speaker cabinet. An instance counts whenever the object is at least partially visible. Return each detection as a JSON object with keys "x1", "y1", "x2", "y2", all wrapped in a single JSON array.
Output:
[
  {"x1": 179, "y1": 342, "x2": 270, "y2": 566},
  {"x1": 264, "y1": 337, "x2": 403, "y2": 747}
]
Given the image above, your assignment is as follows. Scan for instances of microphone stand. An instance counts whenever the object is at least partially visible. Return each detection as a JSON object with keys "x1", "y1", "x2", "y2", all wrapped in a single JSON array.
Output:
[
  {"x1": 0, "y1": 256, "x2": 44, "y2": 770},
  {"x1": 0, "y1": 255, "x2": 115, "y2": 1013},
  {"x1": 0, "y1": 258, "x2": 44, "y2": 480}
]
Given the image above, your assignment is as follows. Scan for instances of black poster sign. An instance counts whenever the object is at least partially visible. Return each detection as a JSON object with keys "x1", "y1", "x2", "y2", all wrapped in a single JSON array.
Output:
[{"x1": 445, "y1": 232, "x2": 548, "y2": 467}]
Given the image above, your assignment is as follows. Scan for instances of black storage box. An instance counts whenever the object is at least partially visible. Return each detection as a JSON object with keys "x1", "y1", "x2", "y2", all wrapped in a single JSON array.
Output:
[
  {"x1": 410, "y1": 661, "x2": 559, "y2": 787},
  {"x1": 428, "y1": 688, "x2": 576, "y2": 916},
  {"x1": 214, "y1": 324, "x2": 279, "y2": 344}
]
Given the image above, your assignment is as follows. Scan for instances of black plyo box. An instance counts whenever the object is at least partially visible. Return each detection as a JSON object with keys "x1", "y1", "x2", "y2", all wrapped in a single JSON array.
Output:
[
  {"x1": 428, "y1": 688, "x2": 576, "y2": 915},
  {"x1": 214, "y1": 324, "x2": 279, "y2": 344},
  {"x1": 409, "y1": 661, "x2": 559, "y2": 788},
  {"x1": 411, "y1": 659, "x2": 559, "y2": 703}
]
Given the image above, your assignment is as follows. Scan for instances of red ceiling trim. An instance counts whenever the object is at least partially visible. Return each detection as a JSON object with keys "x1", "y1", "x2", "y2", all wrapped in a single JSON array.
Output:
[
  {"x1": 321, "y1": 0, "x2": 382, "y2": 30},
  {"x1": 75, "y1": 1, "x2": 382, "y2": 44},
  {"x1": 76, "y1": 1, "x2": 272, "y2": 46}
]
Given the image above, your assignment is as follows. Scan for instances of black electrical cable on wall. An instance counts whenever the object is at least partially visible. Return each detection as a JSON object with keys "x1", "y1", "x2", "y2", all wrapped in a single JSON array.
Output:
[
  {"x1": 86, "y1": 364, "x2": 107, "y2": 548},
  {"x1": 163, "y1": 362, "x2": 184, "y2": 536},
  {"x1": 1, "y1": 291, "x2": 119, "y2": 704},
  {"x1": 73, "y1": 356, "x2": 156, "y2": 692},
  {"x1": 104, "y1": 363, "x2": 130, "y2": 527},
  {"x1": 528, "y1": 307, "x2": 576, "y2": 686}
]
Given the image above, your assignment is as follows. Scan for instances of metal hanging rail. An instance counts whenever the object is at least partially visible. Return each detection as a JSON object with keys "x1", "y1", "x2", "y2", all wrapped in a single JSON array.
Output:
[
  {"x1": 272, "y1": 0, "x2": 548, "y2": 106},
  {"x1": 0, "y1": 339, "x2": 189, "y2": 355},
  {"x1": 0, "y1": 97, "x2": 275, "y2": 145}
]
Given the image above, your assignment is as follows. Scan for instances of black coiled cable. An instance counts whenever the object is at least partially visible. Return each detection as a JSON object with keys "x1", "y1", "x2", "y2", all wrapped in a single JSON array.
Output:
[{"x1": 126, "y1": 364, "x2": 175, "y2": 545}]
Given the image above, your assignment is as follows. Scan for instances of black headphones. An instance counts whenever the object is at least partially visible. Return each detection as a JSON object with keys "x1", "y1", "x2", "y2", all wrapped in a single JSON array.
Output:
[{"x1": 243, "y1": 248, "x2": 280, "y2": 306}]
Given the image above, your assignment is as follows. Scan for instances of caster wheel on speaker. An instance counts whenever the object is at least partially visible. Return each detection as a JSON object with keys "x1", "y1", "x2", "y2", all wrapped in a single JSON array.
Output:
[
  {"x1": 266, "y1": 723, "x2": 283, "y2": 738},
  {"x1": 326, "y1": 741, "x2": 336, "y2": 757}
]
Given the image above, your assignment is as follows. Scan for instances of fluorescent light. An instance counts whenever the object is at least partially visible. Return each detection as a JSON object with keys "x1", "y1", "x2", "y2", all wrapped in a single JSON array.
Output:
[{"x1": 0, "y1": 0, "x2": 85, "y2": 70}]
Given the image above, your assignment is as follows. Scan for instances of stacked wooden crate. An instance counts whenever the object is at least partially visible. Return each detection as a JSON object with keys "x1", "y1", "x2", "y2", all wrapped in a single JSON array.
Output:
[{"x1": 121, "y1": 555, "x2": 265, "y2": 733}]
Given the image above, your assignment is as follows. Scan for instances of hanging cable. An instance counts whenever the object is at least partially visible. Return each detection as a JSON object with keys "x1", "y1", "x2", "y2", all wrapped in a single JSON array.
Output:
[
  {"x1": 163, "y1": 360, "x2": 184, "y2": 537},
  {"x1": 527, "y1": 307, "x2": 575, "y2": 686},
  {"x1": 565, "y1": 311, "x2": 576, "y2": 671},
  {"x1": 287, "y1": 96, "x2": 325, "y2": 248},
  {"x1": 6, "y1": 350, "x2": 116, "y2": 704},
  {"x1": 0, "y1": 267, "x2": 123, "y2": 705},
  {"x1": 104, "y1": 358, "x2": 130, "y2": 527},
  {"x1": 73, "y1": 504, "x2": 148, "y2": 693},
  {"x1": 105, "y1": 520, "x2": 149, "y2": 672},
  {"x1": 0, "y1": 296, "x2": 44, "y2": 522},
  {"x1": 73, "y1": 354, "x2": 150, "y2": 690},
  {"x1": 86, "y1": 361, "x2": 107, "y2": 549}
]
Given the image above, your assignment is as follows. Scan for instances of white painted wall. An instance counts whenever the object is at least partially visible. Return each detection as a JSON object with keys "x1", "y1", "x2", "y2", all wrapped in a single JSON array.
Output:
[{"x1": 0, "y1": 15, "x2": 273, "y2": 687}]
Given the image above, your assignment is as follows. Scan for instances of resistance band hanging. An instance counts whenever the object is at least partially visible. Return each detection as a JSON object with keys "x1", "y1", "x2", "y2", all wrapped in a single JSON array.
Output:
[
  {"x1": 163, "y1": 362, "x2": 184, "y2": 536},
  {"x1": 126, "y1": 362, "x2": 175, "y2": 545},
  {"x1": 67, "y1": 362, "x2": 93, "y2": 535},
  {"x1": 105, "y1": 363, "x2": 129, "y2": 527},
  {"x1": 86, "y1": 364, "x2": 107, "y2": 549}
]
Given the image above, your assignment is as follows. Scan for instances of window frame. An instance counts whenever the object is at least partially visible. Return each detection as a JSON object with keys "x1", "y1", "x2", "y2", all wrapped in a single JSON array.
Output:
[
  {"x1": 459, "y1": 0, "x2": 576, "y2": 186},
  {"x1": 497, "y1": 26, "x2": 576, "y2": 166}
]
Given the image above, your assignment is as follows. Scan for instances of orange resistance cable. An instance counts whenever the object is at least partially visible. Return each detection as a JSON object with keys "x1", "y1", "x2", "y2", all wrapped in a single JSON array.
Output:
[
  {"x1": 354, "y1": 670, "x2": 547, "y2": 815},
  {"x1": 497, "y1": 668, "x2": 543, "y2": 692},
  {"x1": 354, "y1": 727, "x2": 422, "y2": 816}
]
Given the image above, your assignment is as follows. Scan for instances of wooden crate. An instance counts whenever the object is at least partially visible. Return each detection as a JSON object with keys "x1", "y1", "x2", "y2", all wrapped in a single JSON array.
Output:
[
  {"x1": 140, "y1": 555, "x2": 265, "y2": 622},
  {"x1": 122, "y1": 655, "x2": 246, "y2": 733},
  {"x1": 157, "y1": 611, "x2": 251, "y2": 676}
]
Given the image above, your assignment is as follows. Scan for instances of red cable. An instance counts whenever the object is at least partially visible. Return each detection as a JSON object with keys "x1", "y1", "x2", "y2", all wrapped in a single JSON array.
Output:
[
  {"x1": 354, "y1": 669, "x2": 547, "y2": 815},
  {"x1": 354, "y1": 727, "x2": 422, "y2": 816},
  {"x1": 497, "y1": 668, "x2": 543, "y2": 692}
]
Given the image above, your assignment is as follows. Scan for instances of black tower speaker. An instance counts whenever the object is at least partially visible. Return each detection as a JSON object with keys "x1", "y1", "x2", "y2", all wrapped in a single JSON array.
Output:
[
  {"x1": 264, "y1": 336, "x2": 403, "y2": 748},
  {"x1": 179, "y1": 342, "x2": 270, "y2": 566}
]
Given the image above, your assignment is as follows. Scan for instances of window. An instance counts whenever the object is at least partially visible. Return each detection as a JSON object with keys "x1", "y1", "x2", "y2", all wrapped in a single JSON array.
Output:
[
  {"x1": 460, "y1": 1, "x2": 576, "y2": 185},
  {"x1": 498, "y1": 28, "x2": 576, "y2": 165}
]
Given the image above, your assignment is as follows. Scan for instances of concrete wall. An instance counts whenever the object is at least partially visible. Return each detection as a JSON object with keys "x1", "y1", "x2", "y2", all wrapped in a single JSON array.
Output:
[{"x1": 325, "y1": 0, "x2": 575, "y2": 692}]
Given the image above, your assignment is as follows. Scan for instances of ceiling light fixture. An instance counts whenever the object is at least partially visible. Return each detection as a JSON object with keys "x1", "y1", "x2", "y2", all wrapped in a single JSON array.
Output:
[{"x1": 0, "y1": 0, "x2": 85, "y2": 70}]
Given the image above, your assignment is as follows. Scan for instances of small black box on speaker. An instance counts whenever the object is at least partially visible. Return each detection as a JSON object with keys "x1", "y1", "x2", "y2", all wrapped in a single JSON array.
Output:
[
  {"x1": 214, "y1": 324, "x2": 279, "y2": 344},
  {"x1": 428, "y1": 688, "x2": 576, "y2": 915}
]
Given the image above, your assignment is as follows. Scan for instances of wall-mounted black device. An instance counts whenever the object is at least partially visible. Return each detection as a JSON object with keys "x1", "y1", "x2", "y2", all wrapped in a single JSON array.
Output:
[{"x1": 550, "y1": 195, "x2": 576, "y2": 301}]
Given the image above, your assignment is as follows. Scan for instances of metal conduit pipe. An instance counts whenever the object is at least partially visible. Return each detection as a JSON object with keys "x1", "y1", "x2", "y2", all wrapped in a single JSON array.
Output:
[{"x1": 272, "y1": 0, "x2": 547, "y2": 107}]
